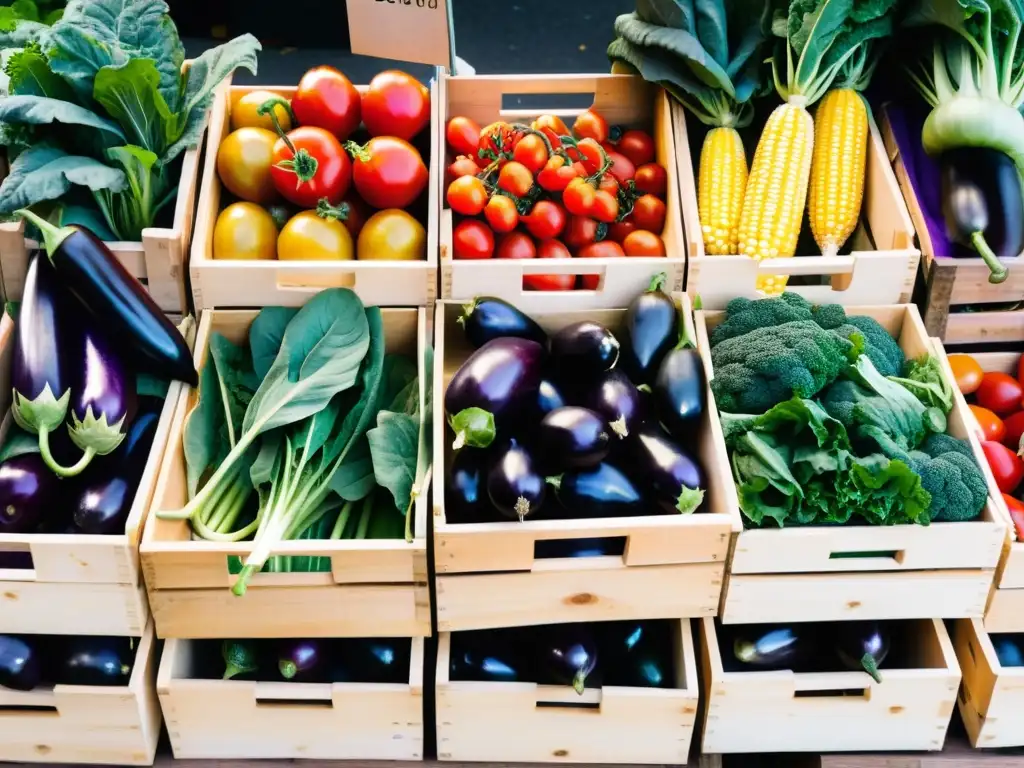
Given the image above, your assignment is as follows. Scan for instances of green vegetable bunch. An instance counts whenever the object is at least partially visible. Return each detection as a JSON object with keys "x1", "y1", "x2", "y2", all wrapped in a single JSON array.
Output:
[
  {"x1": 158, "y1": 289, "x2": 433, "y2": 597},
  {"x1": 0, "y1": 0, "x2": 260, "y2": 240},
  {"x1": 0, "y1": 0, "x2": 64, "y2": 32}
]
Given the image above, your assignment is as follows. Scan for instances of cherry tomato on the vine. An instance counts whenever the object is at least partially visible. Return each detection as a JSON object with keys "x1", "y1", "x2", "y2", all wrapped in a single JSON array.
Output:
[
  {"x1": 575, "y1": 138, "x2": 605, "y2": 175},
  {"x1": 485, "y1": 195, "x2": 519, "y2": 233},
  {"x1": 271, "y1": 126, "x2": 351, "y2": 208},
  {"x1": 563, "y1": 177, "x2": 596, "y2": 217},
  {"x1": 578, "y1": 240, "x2": 626, "y2": 289},
  {"x1": 348, "y1": 136, "x2": 428, "y2": 209},
  {"x1": 590, "y1": 189, "x2": 619, "y2": 223},
  {"x1": 634, "y1": 163, "x2": 668, "y2": 197},
  {"x1": 632, "y1": 193, "x2": 667, "y2": 233},
  {"x1": 478, "y1": 121, "x2": 521, "y2": 166},
  {"x1": 447, "y1": 116, "x2": 482, "y2": 156},
  {"x1": 532, "y1": 114, "x2": 570, "y2": 146},
  {"x1": 361, "y1": 70, "x2": 430, "y2": 140},
  {"x1": 496, "y1": 231, "x2": 537, "y2": 260},
  {"x1": 293, "y1": 66, "x2": 361, "y2": 141},
  {"x1": 452, "y1": 219, "x2": 495, "y2": 260},
  {"x1": 537, "y1": 155, "x2": 579, "y2": 192},
  {"x1": 521, "y1": 200, "x2": 567, "y2": 240},
  {"x1": 615, "y1": 130, "x2": 656, "y2": 166},
  {"x1": 447, "y1": 155, "x2": 481, "y2": 184},
  {"x1": 497, "y1": 161, "x2": 534, "y2": 198},
  {"x1": 598, "y1": 174, "x2": 619, "y2": 195},
  {"x1": 603, "y1": 149, "x2": 636, "y2": 185},
  {"x1": 512, "y1": 134, "x2": 550, "y2": 174},
  {"x1": 563, "y1": 215, "x2": 603, "y2": 252},
  {"x1": 447, "y1": 175, "x2": 488, "y2": 216},
  {"x1": 970, "y1": 404, "x2": 1006, "y2": 443},
  {"x1": 573, "y1": 110, "x2": 609, "y2": 144},
  {"x1": 527, "y1": 239, "x2": 576, "y2": 291}
]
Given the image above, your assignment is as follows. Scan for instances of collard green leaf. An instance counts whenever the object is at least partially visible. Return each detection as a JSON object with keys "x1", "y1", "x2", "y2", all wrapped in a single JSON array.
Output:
[
  {"x1": 0, "y1": 95, "x2": 125, "y2": 139},
  {"x1": 367, "y1": 411, "x2": 418, "y2": 515},
  {"x1": 249, "y1": 306, "x2": 298, "y2": 382},
  {"x1": 57, "y1": 203, "x2": 116, "y2": 240},
  {"x1": 11, "y1": 0, "x2": 40, "y2": 23},
  {"x1": 696, "y1": 0, "x2": 729, "y2": 68},
  {"x1": 790, "y1": 0, "x2": 854, "y2": 92},
  {"x1": 0, "y1": 146, "x2": 125, "y2": 214},
  {"x1": 366, "y1": 493, "x2": 406, "y2": 540},
  {"x1": 5, "y1": 44, "x2": 75, "y2": 99},
  {"x1": 380, "y1": 354, "x2": 418, "y2": 412},
  {"x1": 636, "y1": 0, "x2": 696, "y2": 32},
  {"x1": 94, "y1": 59, "x2": 176, "y2": 154},
  {"x1": 0, "y1": 18, "x2": 49, "y2": 47},
  {"x1": 208, "y1": 332, "x2": 259, "y2": 447}
]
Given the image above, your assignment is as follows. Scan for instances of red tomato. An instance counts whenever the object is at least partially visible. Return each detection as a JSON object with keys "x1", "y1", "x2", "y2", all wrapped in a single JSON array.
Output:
[
  {"x1": 590, "y1": 189, "x2": 619, "y2": 223},
  {"x1": 970, "y1": 404, "x2": 1006, "y2": 443},
  {"x1": 949, "y1": 354, "x2": 984, "y2": 395},
  {"x1": 270, "y1": 126, "x2": 351, "y2": 207},
  {"x1": 1019, "y1": 356, "x2": 1024, "y2": 389},
  {"x1": 526, "y1": 239, "x2": 575, "y2": 291},
  {"x1": 983, "y1": 440, "x2": 1024, "y2": 493},
  {"x1": 977, "y1": 372, "x2": 1024, "y2": 416},
  {"x1": 1004, "y1": 411, "x2": 1024, "y2": 449},
  {"x1": 497, "y1": 162, "x2": 533, "y2": 197},
  {"x1": 623, "y1": 230, "x2": 666, "y2": 256},
  {"x1": 573, "y1": 110, "x2": 609, "y2": 144},
  {"x1": 447, "y1": 175, "x2": 488, "y2": 216},
  {"x1": 603, "y1": 150, "x2": 636, "y2": 185},
  {"x1": 484, "y1": 195, "x2": 519, "y2": 233},
  {"x1": 349, "y1": 137, "x2": 428, "y2": 209},
  {"x1": 496, "y1": 231, "x2": 537, "y2": 260},
  {"x1": 607, "y1": 218, "x2": 637, "y2": 243},
  {"x1": 615, "y1": 130, "x2": 655, "y2": 166},
  {"x1": 452, "y1": 220, "x2": 494, "y2": 260},
  {"x1": 361, "y1": 70, "x2": 430, "y2": 140},
  {"x1": 1003, "y1": 493, "x2": 1024, "y2": 541},
  {"x1": 293, "y1": 66, "x2": 361, "y2": 141},
  {"x1": 574, "y1": 138, "x2": 605, "y2": 174},
  {"x1": 537, "y1": 155, "x2": 579, "y2": 192},
  {"x1": 532, "y1": 114, "x2": 570, "y2": 146},
  {"x1": 598, "y1": 173, "x2": 619, "y2": 195},
  {"x1": 447, "y1": 155, "x2": 480, "y2": 184},
  {"x1": 478, "y1": 121, "x2": 520, "y2": 165},
  {"x1": 521, "y1": 200, "x2": 566, "y2": 240},
  {"x1": 512, "y1": 134, "x2": 549, "y2": 174},
  {"x1": 447, "y1": 116, "x2": 482, "y2": 156},
  {"x1": 632, "y1": 193, "x2": 667, "y2": 233},
  {"x1": 563, "y1": 216, "x2": 602, "y2": 252},
  {"x1": 578, "y1": 240, "x2": 625, "y2": 289},
  {"x1": 564, "y1": 178, "x2": 596, "y2": 216},
  {"x1": 634, "y1": 163, "x2": 668, "y2": 197}
]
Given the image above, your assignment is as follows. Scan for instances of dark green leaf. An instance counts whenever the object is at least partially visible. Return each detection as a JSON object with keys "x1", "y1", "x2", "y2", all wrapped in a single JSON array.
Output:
[
  {"x1": 0, "y1": 95, "x2": 126, "y2": 139},
  {"x1": 5, "y1": 45, "x2": 75, "y2": 100},
  {"x1": 57, "y1": 203, "x2": 116, "y2": 240},
  {"x1": 0, "y1": 146, "x2": 126, "y2": 214},
  {"x1": 0, "y1": 425, "x2": 40, "y2": 463},
  {"x1": 94, "y1": 59, "x2": 177, "y2": 155},
  {"x1": 696, "y1": 0, "x2": 730, "y2": 67},
  {"x1": 329, "y1": 435, "x2": 376, "y2": 501},
  {"x1": 249, "y1": 306, "x2": 298, "y2": 382},
  {"x1": 636, "y1": 0, "x2": 696, "y2": 32},
  {"x1": 367, "y1": 411, "x2": 418, "y2": 515}
]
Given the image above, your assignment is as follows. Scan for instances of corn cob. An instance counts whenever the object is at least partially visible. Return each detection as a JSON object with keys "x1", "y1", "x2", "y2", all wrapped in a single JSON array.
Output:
[
  {"x1": 738, "y1": 101, "x2": 815, "y2": 295},
  {"x1": 699, "y1": 126, "x2": 748, "y2": 255},
  {"x1": 809, "y1": 89, "x2": 868, "y2": 257}
]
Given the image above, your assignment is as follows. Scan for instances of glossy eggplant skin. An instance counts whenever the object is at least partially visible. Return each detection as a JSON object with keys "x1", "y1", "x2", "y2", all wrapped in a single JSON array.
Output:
[
  {"x1": 542, "y1": 625, "x2": 599, "y2": 694},
  {"x1": 603, "y1": 622, "x2": 673, "y2": 689},
  {"x1": 278, "y1": 640, "x2": 322, "y2": 681},
  {"x1": 445, "y1": 448, "x2": 493, "y2": 524},
  {"x1": 58, "y1": 637, "x2": 133, "y2": 686},
  {"x1": 583, "y1": 370, "x2": 648, "y2": 441},
  {"x1": 450, "y1": 635, "x2": 527, "y2": 683},
  {"x1": 941, "y1": 148, "x2": 1022, "y2": 284},
  {"x1": 550, "y1": 321, "x2": 620, "y2": 386},
  {"x1": 835, "y1": 622, "x2": 890, "y2": 683},
  {"x1": 69, "y1": 322, "x2": 137, "y2": 447},
  {"x1": 654, "y1": 348, "x2": 705, "y2": 440},
  {"x1": 0, "y1": 635, "x2": 41, "y2": 691},
  {"x1": 538, "y1": 407, "x2": 611, "y2": 471},
  {"x1": 459, "y1": 297, "x2": 548, "y2": 349},
  {"x1": 626, "y1": 428, "x2": 705, "y2": 514},
  {"x1": 535, "y1": 378, "x2": 568, "y2": 419},
  {"x1": 487, "y1": 441, "x2": 546, "y2": 522},
  {"x1": 994, "y1": 637, "x2": 1024, "y2": 667},
  {"x1": 551, "y1": 462, "x2": 645, "y2": 519},
  {"x1": 620, "y1": 276, "x2": 678, "y2": 385},
  {"x1": 0, "y1": 454, "x2": 61, "y2": 534},
  {"x1": 330, "y1": 639, "x2": 411, "y2": 683},
  {"x1": 733, "y1": 626, "x2": 803, "y2": 670}
]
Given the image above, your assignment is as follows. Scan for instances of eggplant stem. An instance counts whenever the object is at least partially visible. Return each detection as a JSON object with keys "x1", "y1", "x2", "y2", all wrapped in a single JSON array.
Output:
[
  {"x1": 279, "y1": 660, "x2": 298, "y2": 680},
  {"x1": 572, "y1": 670, "x2": 587, "y2": 695},
  {"x1": 648, "y1": 272, "x2": 667, "y2": 293},
  {"x1": 970, "y1": 231, "x2": 1010, "y2": 284},
  {"x1": 860, "y1": 652, "x2": 883, "y2": 684},
  {"x1": 38, "y1": 429, "x2": 95, "y2": 477}
]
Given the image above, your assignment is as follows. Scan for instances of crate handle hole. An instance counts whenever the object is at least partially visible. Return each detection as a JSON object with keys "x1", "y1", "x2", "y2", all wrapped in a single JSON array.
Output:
[
  {"x1": 0, "y1": 543, "x2": 35, "y2": 580},
  {"x1": 276, "y1": 270, "x2": 356, "y2": 292},
  {"x1": 499, "y1": 92, "x2": 596, "y2": 119},
  {"x1": 828, "y1": 549, "x2": 905, "y2": 564},
  {"x1": 534, "y1": 536, "x2": 626, "y2": 560},
  {"x1": 793, "y1": 687, "x2": 869, "y2": 699},
  {"x1": 536, "y1": 699, "x2": 601, "y2": 711},
  {"x1": 255, "y1": 697, "x2": 334, "y2": 709},
  {"x1": 0, "y1": 704, "x2": 58, "y2": 715},
  {"x1": 517, "y1": 266, "x2": 607, "y2": 294}
]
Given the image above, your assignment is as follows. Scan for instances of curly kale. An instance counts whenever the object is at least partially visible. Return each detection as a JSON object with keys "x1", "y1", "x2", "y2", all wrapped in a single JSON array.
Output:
[
  {"x1": 710, "y1": 321, "x2": 861, "y2": 414},
  {"x1": 709, "y1": 294, "x2": 814, "y2": 347},
  {"x1": 832, "y1": 316, "x2": 905, "y2": 377}
]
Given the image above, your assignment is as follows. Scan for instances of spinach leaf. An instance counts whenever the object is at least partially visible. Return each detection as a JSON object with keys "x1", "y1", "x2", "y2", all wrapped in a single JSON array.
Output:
[
  {"x1": 366, "y1": 493, "x2": 406, "y2": 540},
  {"x1": 249, "y1": 431, "x2": 282, "y2": 489},
  {"x1": 368, "y1": 411, "x2": 418, "y2": 514},
  {"x1": 329, "y1": 435, "x2": 375, "y2": 501},
  {"x1": 94, "y1": 59, "x2": 176, "y2": 154},
  {"x1": 0, "y1": 146, "x2": 125, "y2": 214},
  {"x1": 249, "y1": 306, "x2": 298, "y2": 381},
  {"x1": 57, "y1": 203, "x2": 117, "y2": 240},
  {"x1": 0, "y1": 95, "x2": 125, "y2": 139}
]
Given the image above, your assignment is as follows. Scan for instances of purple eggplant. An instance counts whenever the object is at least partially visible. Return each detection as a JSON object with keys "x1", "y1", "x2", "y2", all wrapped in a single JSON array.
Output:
[
  {"x1": 994, "y1": 637, "x2": 1024, "y2": 667},
  {"x1": 550, "y1": 321, "x2": 620, "y2": 387},
  {"x1": 538, "y1": 407, "x2": 611, "y2": 470},
  {"x1": 0, "y1": 635, "x2": 41, "y2": 691},
  {"x1": 835, "y1": 622, "x2": 889, "y2": 683},
  {"x1": 535, "y1": 378, "x2": 567, "y2": 419},
  {"x1": 278, "y1": 640, "x2": 322, "y2": 681},
  {"x1": 626, "y1": 428, "x2": 705, "y2": 514},
  {"x1": 733, "y1": 626, "x2": 804, "y2": 670},
  {"x1": 653, "y1": 346, "x2": 705, "y2": 440},
  {"x1": 72, "y1": 400, "x2": 161, "y2": 534},
  {"x1": 487, "y1": 441, "x2": 546, "y2": 522},
  {"x1": 58, "y1": 637, "x2": 134, "y2": 686},
  {"x1": 445, "y1": 338, "x2": 545, "y2": 450},
  {"x1": 330, "y1": 639, "x2": 411, "y2": 683},
  {"x1": 548, "y1": 462, "x2": 645, "y2": 519},
  {"x1": 0, "y1": 454, "x2": 61, "y2": 533},
  {"x1": 583, "y1": 370, "x2": 648, "y2": 440},
  {"x1": 458, "y1": 297, "x2": 548, "y2": 349},
  {"x1": 446, "y1": 447, "x2": 497, "y2": 524},
  {"x1": 542, "y1": 625, "x2": 599, "y2": 694},
  {"x1": 620, "y1": 274, "x2": 678, "y2": 385},
  {"x1": 603, "y1": 621, "x2": 674, "y2": 689}
]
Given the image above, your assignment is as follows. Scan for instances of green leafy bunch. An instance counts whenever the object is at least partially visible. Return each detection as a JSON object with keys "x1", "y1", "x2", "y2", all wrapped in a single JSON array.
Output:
[
  {"x1": 0, "y1": 0, "x2": 260, "y2": 240},
  {"x1": 0, "y1": 0, "x2": 64, "y2": 33}
]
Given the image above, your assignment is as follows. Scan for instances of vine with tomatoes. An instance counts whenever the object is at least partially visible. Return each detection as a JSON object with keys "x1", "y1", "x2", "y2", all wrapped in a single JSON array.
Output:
[{"x1": 445, "y1": 108, "x2": 670, "y2": 291}]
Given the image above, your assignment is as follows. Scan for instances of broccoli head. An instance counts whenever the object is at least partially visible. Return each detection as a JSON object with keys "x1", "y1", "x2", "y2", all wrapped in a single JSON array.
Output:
[
  {"x1": 811, "y1": 303, "x2": 848, "y2": 330},
  {"x1": 913, "y1": 451, "x2": 988, "y2": 523},
  {"x1": 710, "y1": 320, "x2": 860, "y2": 413},
  {"x1": 832, "y1": 316, "x2": 905, "y2": 377},
  {"x1": 709, "y1": 294, "x2": 814, "y2": 347}
]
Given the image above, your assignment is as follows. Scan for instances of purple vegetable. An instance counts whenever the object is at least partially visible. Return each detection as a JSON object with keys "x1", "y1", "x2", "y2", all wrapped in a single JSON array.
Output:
[
  {"x1": 836, "y1": 622, "x2": 889, "y2": 683},
  {"x1": 542, "y1": 625, "x2": 599, "y2": 694},
  {"x1": 0, "y1": 454, "x2": 61, "y2": 534},
  {"x1": 627, "y1": 428, "x2": 705, "y2": 514},
  {"x1": 620, "y1": 273, "x2": 678, "y2": 385},
  {"x1": 538, "y1": 407, "x2": 611, "y2": 470},
  {"x1": 583, "y1": 370, "x2": 647, "y2": 440},
  {"x1": 446, "y1": 447, "x2": 495, "y2": 524},
  {"x1": 550, "y1": 321, "x2": 620, "y2": 387},
  {"x1": 278, "y1": 640, "x2": 322, "y2": 681},
  {"x1": 487, "y1": 441, "x2": 546, "y2": 522},
  {"x1": 0, "y1": 635, "x2": 40, "y2": 691}
]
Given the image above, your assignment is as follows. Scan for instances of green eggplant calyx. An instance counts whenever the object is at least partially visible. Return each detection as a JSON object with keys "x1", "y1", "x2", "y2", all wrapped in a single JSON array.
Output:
[
  {"x1": 545, "y1": 474, "x2": 563, "y2": 491},
  {"x1": 609, "y1": 414, "x2": 629, "y2": 438},
  {"x1": 449, "y1": 407, "x2": 496, "y2": 450},
  {"x1": 456, "y1": 297, "x2": 479, "y2": 328},
  {"x1": 279, "y1": 660, "x2": 298, "y2": 680},
  {"x1": 648, "y1": 272, "x2": 667, "y2": 293},
  {"x1": 12, "y1": 384, "x2": 70, "y2": 434},
  {"x1": 676, "y1": 485, "x2": 705, "y2": 515},
  {"x1": 860, "y1": 652, "x2": 883, "y2": 684},
  {"x1": 222, "y1": 640, "x2": 258, "y2": 680},
  {"x1": 734, "y1": 640, "x2": 756, "y2": 663},
  {"x1": 970, "y1": 231, "x2": 1010, "y2": 284},
  {"x1": 14, "y1": 209, "x2": 76, "y2": 258},
  {"x1": 68, "y1": 406, "x2": 128, "y2": 456},
  {"x1": 572, "y1": 669, "x2": 587, "y2": 695}
]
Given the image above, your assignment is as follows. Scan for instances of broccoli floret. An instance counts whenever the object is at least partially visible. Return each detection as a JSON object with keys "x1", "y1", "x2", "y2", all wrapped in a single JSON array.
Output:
[
  {"x1": 912, "y1": 450, "x2": 988, "y2": 523},
  {"x1": 811, "y1": 303, "x2": 848, "y2": 330},
  {"x1": 710, "y1": 320, "x2": 859, "y2": 413},
  {"x1": 832, "y1": 316, "x2": 905, "y2": 376},
  {"x1": 920, "y1": 432, "x2": 975, "y2": 460},
  {"x1": 709, "y1": 294, "x2": 814, "y2": 347}
]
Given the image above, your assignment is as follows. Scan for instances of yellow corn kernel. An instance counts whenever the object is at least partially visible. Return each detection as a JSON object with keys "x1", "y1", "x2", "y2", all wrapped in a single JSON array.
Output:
[
  {"x1": 737, "y1": 102, "x2": 814, "y2": 295},
  {"x1": 699, "y1": 126, "x2": 748, "y2": 255},
  {"x1": 810, "y1": 88, "x2": 868, "y2": 256}
]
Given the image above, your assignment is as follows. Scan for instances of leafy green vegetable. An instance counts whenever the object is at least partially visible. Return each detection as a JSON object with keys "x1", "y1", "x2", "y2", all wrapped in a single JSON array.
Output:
[{"x1": 888, "y1": 355, "x2": 955, "y2": 414}]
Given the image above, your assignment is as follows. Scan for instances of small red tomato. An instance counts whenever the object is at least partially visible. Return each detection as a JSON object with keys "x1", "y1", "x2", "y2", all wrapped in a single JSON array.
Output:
[
  {"x1": 537, "y1": 155, "x2": 579, "y2": 193},
  {"x1": 632, "y1": 193, "x2": 667, "y2": 233},
  {"x1": 607, "y1": 218, "x2": 637, "y2": 243},
  {"x1": 573, "y1": 110, "x2": 609, "y2": 144},
  {"x1": 293, "y1": 66, "x2": 361, "y2": 141},
  {"x1": 578, "y1": 240, "x2": 626, "y2": 289},
  {"x1": 452, "y1": 219, "x2": 495, "y2": 260},
  {"x1": 598, "y1": 174, "x2": 619, "y2": 195},
  {"x1": 623, "y1": 229, "x2": 666, "y2": 256},
  {"x1": 349, "y1": 136, "x2": 428, "y2": 209},
  {"x1": 977, "y1": 372, "x2": 1024, "y2": 416},
  {"x1": 512, "y1": 134, "x2": 549, "y2": 174},
  {"x1": 970, "y1": 404, "x2": 1006, "y2": 443},
  {"x1": 361, "y1": 70, "x2": 430, "y2": 140},
  {"x1": 1004, "y1": 411, "x2": 1024, "y2": 449},
  {"x1": 563, "y1": 215, "x2": 602, "y2": 252},
  {"x1": 634, "y1": 163, "x2": 668, "y2": 197},
  {"x1": 532, "y1": 114, "x2": 570, "y2": 146},
  {"x1": 615, "y1": 130, "x2": 656, "y2": 166},
  {"x1": 496, "y1": 231, "x2": 537, "y2": 260},
  {"x1": 525, "y1": 239, "x2": 576, "y2": 291},
  {"x1": 590, "y1": 189, "x2": 619, "y2": 223},
  {"x1": 447, "y1": 116, "x2": 482, "y2": 156},
  {"x1": 603, "y1": 150, "x2": 636, "y2": 185},
  {"x1": 522, "y1": 200, "x2": 566, "y2": 240},
  {"x1": 447, "y1": 155, "x2": 480, "y2": 184},
  {"x1": 983, "y1": 440, "x2": 1024, "y2": 493},
  {"x1": 574, "y1": 138, "x2": 605, "y2": 174},
  {"x1": 270, "y1": 126, "x2": 351, "y2": 207},
  {"x1": 497, "y1": 161, "x2": 533, "y2": 198},
  {"x1": 447, "y1": 175, "x2": 488, "y2": 216},
  {"x1": 563, "y1": 177, "x2": 596, "y2": 217},
  {"x1": 1003, "y1": 493, "x2": 1024, "y2": 541},
  {"x1": 484, "y1": 195, "x2": 519, "y2": 233},
  {"x1": 949, "y1": 354, "x2": 984, "y2": 395}
]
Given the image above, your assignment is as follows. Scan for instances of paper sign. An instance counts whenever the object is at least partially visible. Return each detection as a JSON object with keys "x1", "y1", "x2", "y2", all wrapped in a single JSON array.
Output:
[{"x1": 347, "y1": 0, "x2": 454, "y2": 69}]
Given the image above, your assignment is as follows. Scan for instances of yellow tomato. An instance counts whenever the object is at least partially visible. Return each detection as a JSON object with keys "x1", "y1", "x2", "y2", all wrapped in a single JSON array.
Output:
[
  {"x1": 278, "y1": 211, "x2": 354, "y2": 261},
  {"x1": 357, "y1": 209, "x2": 426, "y2": 261},
  {"x1": 231, "y1": 90, "x2": 293, "y2": 133},
  {"x1": 213, "y1": 203, "x2": 278, "y2": 260},
  {"x1": 216, "y1": 127, "x2": 278, "y2": 204}
]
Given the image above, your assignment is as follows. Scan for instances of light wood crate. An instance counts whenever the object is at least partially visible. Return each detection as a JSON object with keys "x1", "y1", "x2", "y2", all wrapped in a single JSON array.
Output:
[
  {"x1": 955, "y1": 617, "x2": 1024, "y2": 748},
  {"x1": 695, "y1": 304, "x2": 1005, "y2": 624},
  {"x1": 881, "y1": 109, "x2": 1024, "y2": 346},
  {"x1": 157, "y1": 637, "x2": 424, "y2": 759},
  {"x1": 0, "y1": 311, "x2": 184, "y2": 636},
  {"x1": 140, "y1": 307, "x2": 431, "y2": 639},
  {"x1": 439, "y1": 74, "x2": 686, "y2": 313},
  {"x1": 700, "y1": 617, "x2": 960, "y2": 753},
  {"x1": 189, "y1": 76, "x2": 441, "y2": 311},
  {"x1": 676, "y1": 104, "x2": 919, "y2": 310},
  {"x1": 437, "y1": 619, "x2": 699, "y2": 764},
  {"x1": 0, "y1": 622, "x2": 161, "y2": 765},
  {"x1": 433, "y1": 294, "x2": 739, "y2": 632}
]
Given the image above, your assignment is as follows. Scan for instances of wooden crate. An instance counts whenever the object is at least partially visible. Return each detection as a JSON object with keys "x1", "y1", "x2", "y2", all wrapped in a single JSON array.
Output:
[
  {"x1": 189, "y1": 77, "x2": 441, "y2": 311},
  {"x1": 436, "y1": 619, "x2": 699, "y2": 764},
  {"x1": 882, "y1": 110, "x2": 1024, "y2": 345},
  {"x1": 0, "y1": 312, "x2": 184, "y2": 636},
  {"x1": 695, "y1": 304, "x2": 1005, "y2": 624},
  {"x1": 676, "y1": 103, "x2": 919, "y2": 310},
  {"x1": 140, "y1": 307, "x2": 431, "y2": 639},
  {"x1": 433, "y1": 294, "x2": 739, "y2": 632},
  {"x1": 700, "y1": 617, "x2": 960, "y2": 753},
  {"x1": 157, "y1": 637, "x2": 424, "y2": 759},
  {"x1": 439, "y1": 74, "x2": 687, "y2": 313},
  {"x1": 0, "y1": 622, "x2": 161, "y2": 765},
  {"x1": 955, "y1": 617, "x2": 1024, "y2": 748}
]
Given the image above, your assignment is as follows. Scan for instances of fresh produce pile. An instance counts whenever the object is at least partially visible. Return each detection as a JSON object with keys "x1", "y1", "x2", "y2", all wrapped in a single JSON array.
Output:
[
  {"x1": 0, "y1": 0, "x2": 259, "y2": 241},
  {"x1": 708, "y1": 294, "x2": 988, "y2": 528},
  {"x1": 950, "y1": 353, "x2": 1024, "y2": 536},
  {"x1": 444, "y1": 107, "x2": 671, "y2": 289},
  {"x1": 213, "y1": 68, "x2": 431, "y2": 263},
  {"x1": 215, "y1": 637, "x2": 409, "y2": 684},
  {"x1": 156, "y1": 288, "x2": 431, "y2": 597},
  {"x1": 450, "y1": 620, "x2": 675, "y2": 694},
  {"x1": 0, "y1": 634, "x2": 137, "y2": 690},
  {"x1": 443, "y1": 278, "x2": 706, "y2": 524}
]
